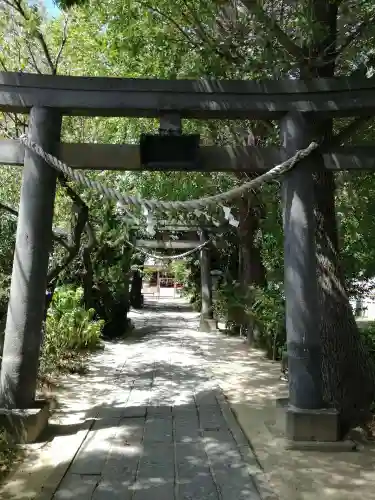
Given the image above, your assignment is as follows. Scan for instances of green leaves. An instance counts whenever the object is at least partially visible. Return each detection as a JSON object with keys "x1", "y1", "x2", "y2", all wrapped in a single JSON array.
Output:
[
  {"x1": 336, "y1": 171, "x2": 375, "y2": 289},
  {"x1": 41, "y1": 284, "x2": 104, "y2": 374},
  {"x1": 1, "y1": 0, "x2": 375, "y2": 319}
]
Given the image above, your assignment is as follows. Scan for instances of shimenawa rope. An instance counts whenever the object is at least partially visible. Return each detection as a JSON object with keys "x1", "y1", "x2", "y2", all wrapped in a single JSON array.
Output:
[
  {"x1": 19, "y1": 135, "x2": 318, "y2": 212},
  {"x1": 18, "y1": 135, "x2": 318, "y2": 259}
]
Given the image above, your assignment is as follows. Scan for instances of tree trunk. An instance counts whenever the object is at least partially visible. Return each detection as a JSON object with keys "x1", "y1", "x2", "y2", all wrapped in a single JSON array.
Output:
[
  {"x1": 83, "y1": 246, "x2": 94, "y2": 310},
  {"x1": 237, "y1": 194, "x2": 266, "y2": 344},
  {"x1": 306, "y1": 0, "x2": 375, "y2": 434},
  {"x1": 199, "y1": 229, "x2": 214, "y2": 332},
  {"x1": 314, "y1": 159, "x2": 375, "y2": 435},
  {"x1": 130, "y1": 269, "x2": 144, "y2": 309}
]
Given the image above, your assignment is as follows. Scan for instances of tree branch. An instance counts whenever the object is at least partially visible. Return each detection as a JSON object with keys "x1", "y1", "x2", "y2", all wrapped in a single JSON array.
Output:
[
  {"x1": 142, "y1": 2, "x2": 201, "y2": 50},
  {"x1": 82, "y1": 220, "x2": 96, "y2": 309},
  {"x1": 84, "y1": 221, "x2": 96, "y2": 250},
  {"x1": 239, "y1": 0, "x2": 306, "y2": 62},
  {"x1": 0, "y1": 178, "x2": 95, "y2": 286},
  {"x1": 332, "y1": 116, "x2": 372, "y2": 146},
  {"x1": 335, "y1": 13, "x2": 375, "y2": 59},
  {"x1": 25, "y1": 38, "x2": 43, "y2": 74},
  {"x1": 0, "y1": 0, "x2": 16, "y2": 9},
  {"x1": 5, "y1": 0, "x2": 60, "y2": 74},
  {"x1": 0, "y1": 56, "x2": 8, "y2": 72},
  {"x1": 0, "y1": 201, "x2": 18, "y2": 217},
  {"x1": 143, "y1": 1, "x2": 242, "y2": 64},
  {"x1": 179, "y1": 0, "x2": 243, "y2": 63},
  {"x1": 54, "y1": 15, "x2": 69, "y2": 72},
  {"x1": 47, "y1": 207, "x2": 87, "y2": 283},
  {"x1": 0, "y1": 200, "x2": 71, "y2": 250},
  {"x1": 47, "y1": 177, "x2": 90, "y2": 283}
]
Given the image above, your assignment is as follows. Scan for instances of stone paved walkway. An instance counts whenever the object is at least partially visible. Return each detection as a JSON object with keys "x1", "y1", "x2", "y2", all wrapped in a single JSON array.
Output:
[{"x1": 52, "y1": 298, "x2": 262, "y2": 500}]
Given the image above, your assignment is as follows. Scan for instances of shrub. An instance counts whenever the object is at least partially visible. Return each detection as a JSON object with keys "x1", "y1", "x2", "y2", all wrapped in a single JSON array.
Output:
[
  {"x1": 189, "y1": 292, "x2": 201, "y2": 311},
  {"x1": 169, "y1": 261, "x2": 190, "y2": 285},
  {"x1": 249, "y1": 284, "x2": 286, "y2": 360},
  {"x1": 91, "y1": 250, "x2": 132, "y2": 338},
  {"x1": 214, "y1": 281, "x2": 286, "y2": 359},
  {"x1": 40, "y1": 285, "x2": 104, "y2": 374},
  {"x1": 214, "y1": 280, "x2": 248, "y2": 328},
  {"x1": 359, "y1": 322, "x2": 375, "y2": 359}
]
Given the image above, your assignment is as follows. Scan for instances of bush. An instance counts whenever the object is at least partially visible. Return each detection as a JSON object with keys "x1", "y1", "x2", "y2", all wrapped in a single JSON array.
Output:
[
  {"x1": 359, "y1": 322, "x2": 375, "y2": 359},
  {"x1": 40, "y1": 285, "x2": 104, "y2": 374},
  {"x1": 169, "y1": 261, "x2": 190, "y2": 284},
  {"x1": 214, "y1": 280, "x2": 248, "y2": 328},
  {"x1": 189, "y1": 292, "x2": 201, "y2": 311},
  {"x1": 91, "y1": 249, "x2": 132, "y2": 338},
  {"x1": 249, "y1": 284, "x2": 286, "y2": 360},
  {"x1": 214, "y1": 281, "x2": 286, "y2": 359}
]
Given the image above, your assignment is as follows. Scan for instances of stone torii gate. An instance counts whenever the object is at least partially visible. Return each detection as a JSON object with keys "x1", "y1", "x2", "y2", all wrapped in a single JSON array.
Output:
[
  {"x1": 135, "y1": 219, "x2": 221, "y2": 332},
  {"x1": 1, "y1": 71, "x2": 375, "y2": 445}
]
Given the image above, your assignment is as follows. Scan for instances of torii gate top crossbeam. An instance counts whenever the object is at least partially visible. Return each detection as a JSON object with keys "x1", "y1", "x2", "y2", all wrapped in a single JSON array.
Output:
[{"x1": 1, "y1": 72, "x2": 375, "y2": 119}]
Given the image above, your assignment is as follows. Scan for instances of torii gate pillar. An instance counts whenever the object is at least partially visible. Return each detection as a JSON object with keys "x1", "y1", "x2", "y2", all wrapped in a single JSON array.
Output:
[
  {"x1": 199, "y1": 229, "x2": 216, "y2": 332},
  {"x1": 281, "y1": 111, "x2": 339, "y2": 444},
  {"x1": 0, "y1": 107, "x2": 61, "y2": 409}
]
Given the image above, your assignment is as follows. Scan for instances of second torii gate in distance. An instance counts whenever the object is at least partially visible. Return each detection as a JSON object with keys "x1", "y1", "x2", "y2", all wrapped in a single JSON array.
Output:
[{"x1": 135, "y1": 217, "x2": 221, "y2": 332}]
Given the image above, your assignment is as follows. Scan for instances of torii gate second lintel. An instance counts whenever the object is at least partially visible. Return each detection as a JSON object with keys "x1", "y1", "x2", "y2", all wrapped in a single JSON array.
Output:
[{"x1": 1, "y1": 139, "x2": 375, "y2": 172}]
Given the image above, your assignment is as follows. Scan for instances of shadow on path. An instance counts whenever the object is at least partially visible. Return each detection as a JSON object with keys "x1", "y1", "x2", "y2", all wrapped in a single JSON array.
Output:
[
  {"x1": 3, "y1": 297, "x2": 374, "y2": 500},
  {"x1": 0, "y1": 297, "x2": 264, "y2": 500}
]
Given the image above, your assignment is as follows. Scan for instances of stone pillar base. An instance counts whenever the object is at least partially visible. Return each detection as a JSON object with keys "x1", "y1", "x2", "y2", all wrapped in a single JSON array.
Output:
[
  {"x1": 285, "y1": 439, "x2": 357, "y2": 451},
  {"x1": 272, "y1": 398, "x2": 356, "y2": 451},
  {"x1": 286, "y1": 404, "x2": 339, "y2": 442},
  {"x1": 0, "y1": 398, "x2": 56, "y2": 443},
  {"x1": 199, "y1": 316, "x2": 217, "y2": 332}
]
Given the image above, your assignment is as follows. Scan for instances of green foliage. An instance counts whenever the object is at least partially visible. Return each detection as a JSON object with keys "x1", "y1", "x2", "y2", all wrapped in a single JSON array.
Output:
[
  {"x1": 0, "y1": 274, "x2": 11, "y2": 321},
  {"x1": 52, "y1": 203, "x2": 134, "y2": 338},
  {"x1": 357, "y1": 322, "x2": 375, "y2": 409},
  {"x1": 141, "y1": 267, "x2": 154, "y2": 281},
  {"x1": 0, "y1": 214, "x2": 17, "y2": 319},
  {"x1": 169, "y1": 261, "x2": 190, "y2": 284},
  {"x1": 249, "y1": 285, "x2": 286, "y2": 360},
  {"x1": 214, "y1": 281, "x2": 285, "y2": 359},
  {"x1": 337, "y1": 172, "x2": 375, "y2": 292},
  {"x1": 359, "y1": 323, "x2": 375, "y2": 359},
  {"x1": 91, "y1": 236, "x2": 133, "y2": 338},
  {"x1": 180, "y1": 258, "x2": 201, "y2": 308},
  {"x1": 214, "y1": 280, "x2": 249, "y2": 326},
  {"x1": 40, "y1": 285, "x2": 104, "y2": 373}
]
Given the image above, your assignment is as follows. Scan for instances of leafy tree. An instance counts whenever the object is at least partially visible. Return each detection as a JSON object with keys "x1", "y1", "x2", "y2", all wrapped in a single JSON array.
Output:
[{"x1": 0, "y1": 0, "x2": 136, "y2": 366}]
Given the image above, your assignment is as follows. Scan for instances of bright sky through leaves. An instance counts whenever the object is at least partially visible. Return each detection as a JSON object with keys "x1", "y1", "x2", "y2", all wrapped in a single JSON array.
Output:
[{"x1": 42, "y1": 0, "x2": 60, "y2": 16}]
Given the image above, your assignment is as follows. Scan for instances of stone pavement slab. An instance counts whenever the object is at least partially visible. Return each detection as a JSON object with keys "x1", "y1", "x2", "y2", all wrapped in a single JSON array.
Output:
[
  {"x1": 6, "y1": 294, "x2": 375, "y2": 500},
  {"x1": 0, "y1": 297, "x2": 266, "y2": 500},
  {"x1": 46, "y1": 298, "x2": 262, "y2": 499}
]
